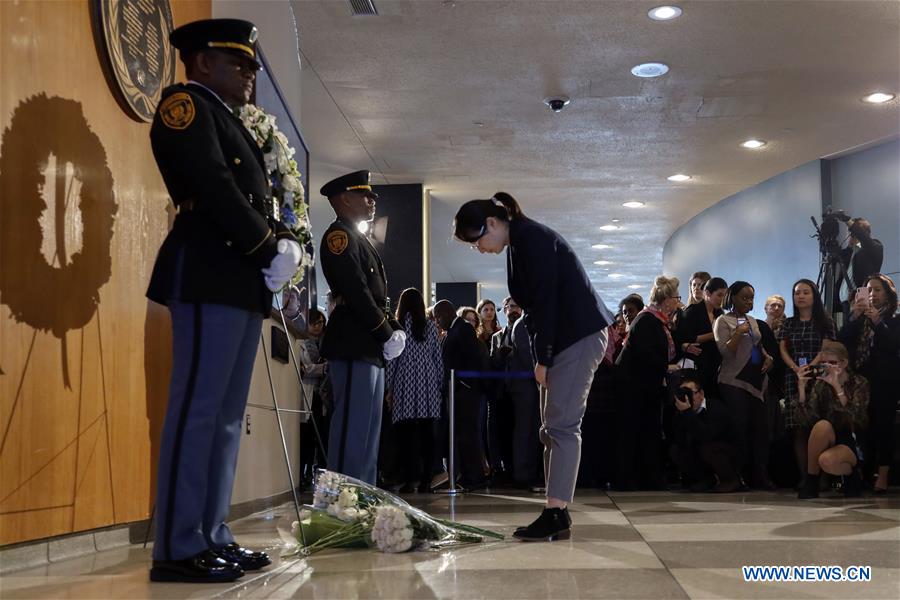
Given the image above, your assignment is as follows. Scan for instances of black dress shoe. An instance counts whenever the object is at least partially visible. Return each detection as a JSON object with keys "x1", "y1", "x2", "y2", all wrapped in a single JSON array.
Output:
[
  {"x1": 214, "y1": 543, "x2": 271, "y2": 571},
  {"x1": 513, "y1": 507, "x2": 571, "y2": 542},
  {"x1": 150, "y1": 549, "x2": 244, "y2": 583}
]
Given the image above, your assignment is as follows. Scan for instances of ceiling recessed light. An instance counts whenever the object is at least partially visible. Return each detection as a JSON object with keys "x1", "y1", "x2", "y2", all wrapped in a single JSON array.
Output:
[
  {"x1": 628, "y1": 284, "x2": 643, "y2": 289},
  {"x1": 667, "y1": 173, "x2": 692, "y2": 182},
  {"x1": 592, "y1": 244, "x2": 612, "y2": 250},
  {"x1": 594, "y1": 260, "x2": 612, "y2": 266},
  {"x1": 631, "y1": 62, "x2": 669, "y2": 78},
  {"x1": 357, "y1": 221, "x2": 369, "y2": 234},
  {"x1": 740, "y1": 139, "x2": 767, "y2": 149},
  {"x1": 599, "y1": 224, "x2": 620, "y2": 231},
  {"x1": 863, "y1": 92, "x2": 895, "y2": 104},
  {"x1": 611, "y1": 219, "x2": 620, "y2": 223},
  {"x1": 608, "y1": 273, "x2": 624, "y2": 279},
  {"x1": 623, "y1": 201, "x2": 645, "y2": 208},
  {"x1": 648, "y1": 5, "x2": 682, "y2": 20}
]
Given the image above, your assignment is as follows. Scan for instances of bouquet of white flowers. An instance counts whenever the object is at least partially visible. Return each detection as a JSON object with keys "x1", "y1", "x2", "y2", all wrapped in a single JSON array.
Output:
[{"x1": 287, "y1": 470, "x2": 503, "y2": 556}]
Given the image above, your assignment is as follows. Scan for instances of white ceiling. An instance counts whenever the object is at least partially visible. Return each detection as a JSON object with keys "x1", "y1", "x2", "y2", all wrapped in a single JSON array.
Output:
[{"x1": 291, "y1": 0, "x2": 900, "y2": 309}]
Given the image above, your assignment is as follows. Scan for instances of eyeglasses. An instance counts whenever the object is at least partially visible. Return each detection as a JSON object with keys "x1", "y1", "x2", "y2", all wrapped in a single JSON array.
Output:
[{"x1": 468, "y1": 225, "x2": 487, "y2": 249}]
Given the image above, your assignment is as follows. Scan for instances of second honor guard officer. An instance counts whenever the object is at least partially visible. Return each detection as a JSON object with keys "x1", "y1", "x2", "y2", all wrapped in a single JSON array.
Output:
[
  {"x1": 319, "y1": 171, "x2": 406, "y2": 484},
  {"x1": 454, "y1": 192, "x2": 612, "y2": 541},
  {"x1": 146, "y1": 20, "x2": 300, "y2": 583}
]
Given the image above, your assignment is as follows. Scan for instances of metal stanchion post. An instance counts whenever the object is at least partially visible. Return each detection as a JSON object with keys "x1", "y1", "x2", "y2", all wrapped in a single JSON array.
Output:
[{"x1": 435, "y1": 369, "x2": 461, "y2": 495}]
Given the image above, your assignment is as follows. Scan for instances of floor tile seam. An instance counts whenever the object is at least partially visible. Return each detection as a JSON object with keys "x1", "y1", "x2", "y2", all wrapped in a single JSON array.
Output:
[{"x1": 604, "y1": 491, "x2": 692, "y2": 600}]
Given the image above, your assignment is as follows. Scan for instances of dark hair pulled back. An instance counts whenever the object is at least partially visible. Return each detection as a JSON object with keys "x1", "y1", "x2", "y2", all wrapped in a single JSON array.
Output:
[{"x1": 453, "y1": 191, "x2": 525, "y2": 243}]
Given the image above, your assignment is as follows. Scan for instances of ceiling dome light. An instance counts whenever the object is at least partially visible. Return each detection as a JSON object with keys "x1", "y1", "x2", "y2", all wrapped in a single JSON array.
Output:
[
  {"x1": 357, "y1": 221, "x2": 370, "y2": 234},
  {"x1": 608, "y1": 273, "x2": 624, "y2": 279},
  {"x1": 740, "y1": 139, "x2": 767, "y2": 149},
  {"x1": 623, "y1": 201, "x2": 645, "y2": 208},
  {"x1": 631, "y1": 62, "x2": 669, "y2": 78},
  {"x1": 863, "y1": 92, "x2": 895, "y2": 104},
  {"x1": 628, "y1": 284, "x2": 643, "y2": 289},
  {"x1": 594, "y1": 260, "x2": 612, "y2": 266},
  {"x1": 592, "y1": 244, "x2": 612, "y2": 250},
  {"x1": 599, "y1": 224, "x2": 620, "y2": 231},
  {"x1": 648, "y1": 5, "x2": 682, "y2": 20},
  {"x1": 667, "y1": 173, "x2": 692, "y2": 182}
]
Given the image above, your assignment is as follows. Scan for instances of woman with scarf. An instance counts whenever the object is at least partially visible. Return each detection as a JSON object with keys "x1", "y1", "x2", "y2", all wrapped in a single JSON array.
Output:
[
  {"x1": 453, "y1": 192, "x2": 613, "y2": 542},
  {"x1": 615, "y1": 275, "x2": 682, "y2": 491},
  {"x1": 714, "y1": 281, "x2": 776, "y2": 489},
  {"x1": 839, "y1": 274, "x2": 900, "y2": 493}
]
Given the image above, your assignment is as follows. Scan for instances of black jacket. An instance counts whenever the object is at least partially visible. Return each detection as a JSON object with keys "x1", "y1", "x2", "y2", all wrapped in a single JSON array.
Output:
[
  {"x1": 506, "y1": 217, "x2": 613, "y2": 366},
  {"x1": 147, "y1": 83, "x2": 295, "y2": 315},
  {"x1": 840, "y1": 222, "x2": 883, "y2": 289},
  {"x1": 616, "y1": 311, "x2": 675, "y2": 386},
  {"x1": 672, "y1": 396, "x2": 737, "y2": 448},
  {"x1": 442, "y1": 317, "x2": 483, "y2": 392},
  {"x1": 674, "y1": 303, "x2": 723, "y2": 394},
  {"x1": 319, "y1": 217, "x2": 400, "y2": 367},
  {"x1": 839, "y1": 313, "x2": 900, "y2": 388}
]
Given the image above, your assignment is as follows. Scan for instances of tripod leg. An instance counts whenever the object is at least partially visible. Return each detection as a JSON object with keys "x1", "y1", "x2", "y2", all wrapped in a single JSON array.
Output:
[
  {"x1": 143, "y1": 503, "x2": 155, "y2": 549},
  {"x1": 260, "y1": 333, "x2": 307, "y2": 548},
  {"x1": 274, "y1": 295, "x2": 329, "y2": 464}
]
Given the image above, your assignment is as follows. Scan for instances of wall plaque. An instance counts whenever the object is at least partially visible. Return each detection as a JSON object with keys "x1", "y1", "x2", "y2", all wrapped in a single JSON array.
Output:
[{"x1": 94, "y1": 0, "x2": 176, "y2": 122}]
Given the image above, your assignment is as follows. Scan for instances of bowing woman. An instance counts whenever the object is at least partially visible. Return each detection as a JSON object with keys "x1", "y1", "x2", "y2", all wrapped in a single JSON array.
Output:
[{"x1": 453, "y1": 192, "x2": 613, "y2": 542}]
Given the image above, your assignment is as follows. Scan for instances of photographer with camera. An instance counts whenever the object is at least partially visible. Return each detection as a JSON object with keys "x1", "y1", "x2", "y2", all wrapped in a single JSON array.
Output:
[
  {"x1": 839, "y1": 274, "x2": 900, "y2": 494},
  {"x1": 670, "y1": 371, "x2": 742, "y2": 492},
  {"x1": 796, "y1": 341, "x2": 869, "y2": 499},
  {"x1": 840, "y1": 216, "x2": 884, "y2": 302}
]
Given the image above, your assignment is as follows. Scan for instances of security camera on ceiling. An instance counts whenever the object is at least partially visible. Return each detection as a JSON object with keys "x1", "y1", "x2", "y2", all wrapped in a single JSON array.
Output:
[{"x1": 544, "y1": 96, "x2": 571, "y2": 112}]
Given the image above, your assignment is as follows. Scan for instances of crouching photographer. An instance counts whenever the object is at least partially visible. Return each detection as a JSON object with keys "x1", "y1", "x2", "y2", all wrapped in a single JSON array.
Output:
[
  {"x1": 796, "y1": 341, "x2": 869, "y2": 499},
  {"x1": 670, "y1": 371, "x2": 742, "y2": 493}
]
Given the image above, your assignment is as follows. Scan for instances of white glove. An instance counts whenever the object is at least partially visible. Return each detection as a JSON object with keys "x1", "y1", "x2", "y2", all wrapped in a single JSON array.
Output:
[
  {"x1": 261, "y1": 239, "x2": 301, "y2": 292},
  {"x1": 382, "y1": 330, "x2": 407, "y2": 360}
]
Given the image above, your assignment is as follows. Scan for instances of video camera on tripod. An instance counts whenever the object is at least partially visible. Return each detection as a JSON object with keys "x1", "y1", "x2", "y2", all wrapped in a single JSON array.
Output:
[
  {"x1": 811, "y1": 207, "x2": 852, "y2": 256},
  {"x1": 810, "y1": 208, "x2": 855, "y2": 319}
]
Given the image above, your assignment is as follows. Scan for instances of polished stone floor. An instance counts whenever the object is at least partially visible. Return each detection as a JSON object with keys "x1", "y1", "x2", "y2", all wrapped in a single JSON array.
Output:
[{"x1": 2, "y1": 488, "x2": 899, "y2": 599}]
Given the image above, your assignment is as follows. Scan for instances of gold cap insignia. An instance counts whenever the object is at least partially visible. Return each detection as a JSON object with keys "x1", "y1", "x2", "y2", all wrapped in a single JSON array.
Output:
[
  {"x1": 326, "y1": 230, "x2": 349, "y2": 255},
  {"x1": 159, "y1": 93, "x2": 196, "y2": 130}
]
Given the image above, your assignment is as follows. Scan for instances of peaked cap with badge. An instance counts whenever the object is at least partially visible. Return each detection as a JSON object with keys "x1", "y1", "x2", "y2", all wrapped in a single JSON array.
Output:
[
  {"x1": 169, "y1": 18, "x2": 261, "y2": 68},
  {"x1": 320, "y1": 170, "x2": 379, "y2": 200},
  {"x1": 318, "y1": 170, "x2": 398, "y2": 367},
  {"x1": 146, "y1": 18, "x2": 295, "y2": 315}
]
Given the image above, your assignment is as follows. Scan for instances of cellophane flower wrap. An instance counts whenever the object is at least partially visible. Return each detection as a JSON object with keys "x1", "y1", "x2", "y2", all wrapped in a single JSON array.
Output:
[
  {"x1": 237, "y1": 104, "x2": 313, "y2": 284},
  {"x1": 286, "y1": 470, "x2": 503, "y2": 556}
]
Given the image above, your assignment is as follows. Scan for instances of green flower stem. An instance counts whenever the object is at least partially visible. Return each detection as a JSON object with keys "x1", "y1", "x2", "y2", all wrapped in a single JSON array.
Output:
[{"x1": 435, "y1": 518, "x2": 504, "y2": 540}]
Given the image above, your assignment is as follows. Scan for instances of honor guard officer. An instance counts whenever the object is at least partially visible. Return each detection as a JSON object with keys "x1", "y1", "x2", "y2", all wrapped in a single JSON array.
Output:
[
  {"x1": 319, "y1": 170, "x2": 406, "y2": 484},
  {"x1": 146, "y1": 19, "x2": 301, "y2": 583}
]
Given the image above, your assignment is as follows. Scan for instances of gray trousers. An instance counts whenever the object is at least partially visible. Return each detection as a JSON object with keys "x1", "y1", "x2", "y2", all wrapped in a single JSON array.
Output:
[{"x1": 542, "y1": 329, "x2": 608, "y2": 503}]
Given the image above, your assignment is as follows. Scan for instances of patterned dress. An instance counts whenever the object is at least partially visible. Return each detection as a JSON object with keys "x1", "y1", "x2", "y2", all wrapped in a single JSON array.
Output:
[
  {"x1": 778, "y1": 316, "x2": 836, "y2": 429},
  {"x1": 385, "y1": 315, "x2": 443, "y2": 424}
]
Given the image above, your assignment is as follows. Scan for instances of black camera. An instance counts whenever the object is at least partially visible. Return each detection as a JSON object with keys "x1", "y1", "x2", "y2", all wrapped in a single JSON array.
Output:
[
  {"x1": 818, "y1": 208, "x2": 852, "y2": 249},
  {"x1": 807, "y1": 364, "x2": 829, "y2": 378},
  {"x1": 674, "y1": 387, "x2": 694, "y2": 402}
]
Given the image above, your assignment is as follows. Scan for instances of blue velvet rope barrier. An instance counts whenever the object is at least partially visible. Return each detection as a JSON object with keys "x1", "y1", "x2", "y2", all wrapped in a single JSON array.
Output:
[{"x1": 454, "y1": 370, "x2": 534, "y2": 379}]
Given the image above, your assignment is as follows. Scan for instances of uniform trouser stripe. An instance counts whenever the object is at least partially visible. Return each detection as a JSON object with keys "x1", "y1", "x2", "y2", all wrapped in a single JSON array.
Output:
[
  {"x1": 161, "y1": 303, "x2": 203, "y2": 560},
  {"x1": 336, "y1": 360, "x2": 354, "y2": 472}
]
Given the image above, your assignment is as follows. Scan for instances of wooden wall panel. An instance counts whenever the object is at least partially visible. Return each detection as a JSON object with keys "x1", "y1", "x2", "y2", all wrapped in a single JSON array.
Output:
[{"x1": 0, "y1": 0, "x2": 210, "y2": 546}]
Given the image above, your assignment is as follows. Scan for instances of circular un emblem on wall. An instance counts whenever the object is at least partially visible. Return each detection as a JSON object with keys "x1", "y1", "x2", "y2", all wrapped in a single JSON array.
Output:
[{"x1": 94, "y1": 0, "x2": 176, "y2": 122}]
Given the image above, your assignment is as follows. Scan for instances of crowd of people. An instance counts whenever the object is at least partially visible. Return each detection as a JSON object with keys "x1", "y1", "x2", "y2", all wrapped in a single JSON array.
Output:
[{"x1": 298, "y1": 271, "x2": 900, "y2": 501}]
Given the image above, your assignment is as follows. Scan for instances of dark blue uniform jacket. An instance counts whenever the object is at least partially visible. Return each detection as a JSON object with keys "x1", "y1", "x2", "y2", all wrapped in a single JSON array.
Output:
[{"x1": 506, "y1": 217, "x2": 613, "y2": 367}]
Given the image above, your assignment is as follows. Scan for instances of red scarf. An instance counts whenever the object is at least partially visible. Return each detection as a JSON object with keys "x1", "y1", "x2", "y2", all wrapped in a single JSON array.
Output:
[{"x1": 624, "y1": 304, "x2": 676, "y2": 361}]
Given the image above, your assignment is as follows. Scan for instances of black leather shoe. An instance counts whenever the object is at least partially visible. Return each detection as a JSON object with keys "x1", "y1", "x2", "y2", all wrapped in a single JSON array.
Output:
[
  {"x1": 214, "y1": 543, "x2": 271, "y2": 571},
  {"x1": 149, "y1": 549, "x2": 244, "y2": 583},
  {"x1": 513, "y1": 507, "x2": 571, "y2": 542},
  {"x1": 842, "y1": 468, "x2": 863, "y2": 498}
]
